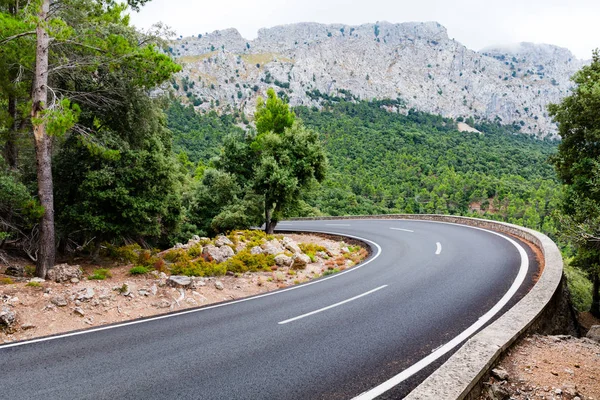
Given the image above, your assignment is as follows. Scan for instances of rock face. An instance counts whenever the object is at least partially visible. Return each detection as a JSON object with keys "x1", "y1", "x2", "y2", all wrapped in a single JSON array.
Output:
[
  {"x1": 46, "y1": 264, "x2": 82, "y2": 283},
  {"x1": 170, "y1": 21, "x2": 588, "y2": 137}
]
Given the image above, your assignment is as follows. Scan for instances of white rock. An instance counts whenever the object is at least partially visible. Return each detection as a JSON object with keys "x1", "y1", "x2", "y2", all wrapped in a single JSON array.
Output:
[
  {"x1": 274, "y1": 254, "x2": 293, "y2": 267},
  {"x1": 73, "y1": 307, "x2": 85, "y2": 317},
  {"x1": 167, "y1": 276, "x2": 192, "y2": 288},
  {"x1": 262, "y1": 239, "x2": 285, "y2": 255},
  {"x1": 46, "y1": 264, "x2": 82, "y2": 283},
  {"x1": 250, "y1": 246, "x2": 263, "y2": 255},
  {"x1": 51, "y1": 296, "x2": 68, "y2": 307},
  {"x1": 586, "y1": 325, "x2": 600, "y2": 343},
  {"x1": 214, "y1": 281, "x2": 224, "y2": 290},
  {"x1": 292, "y1": 253, "x2": 311, "y2": 269},
  {"x1": 215, "y1": 235, "x2": 234, "y2": 247},
  {"x1": 281, "y1": 237, "x2": 301, "y2": 254}
]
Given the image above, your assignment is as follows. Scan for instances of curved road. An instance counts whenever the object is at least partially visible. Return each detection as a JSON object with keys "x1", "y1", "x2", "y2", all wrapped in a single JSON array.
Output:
[{"x1": 0, "y1": 219, "x2": 538, "y2": 399}]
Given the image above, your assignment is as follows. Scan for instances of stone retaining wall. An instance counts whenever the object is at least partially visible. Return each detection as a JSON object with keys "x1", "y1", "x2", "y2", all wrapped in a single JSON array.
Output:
[{"x1": 287, "y1": 214, "x2": 566, "y2": 399}]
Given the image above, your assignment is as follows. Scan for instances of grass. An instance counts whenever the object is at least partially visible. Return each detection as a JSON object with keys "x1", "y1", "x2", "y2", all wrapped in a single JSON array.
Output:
[
  {"x1": 322, "y1": 268, "x2": 340, "y2": 276},
  {"x1": 0, "y1": 277, "x2": 14, "y2": 285},
  {"x1": 26, "y1": 281, "x2": 42, "y2": 288},
  {"x1": 88, "y1": 268, "x2": 112, "y2": 280}
]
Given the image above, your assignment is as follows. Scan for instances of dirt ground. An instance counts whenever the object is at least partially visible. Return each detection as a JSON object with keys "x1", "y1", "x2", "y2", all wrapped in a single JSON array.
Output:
[
  {"x1": 481, "y1": 317, "x2": 600, "y2": 400},
  {"x1": 0, "y1": 233, "x2": 364, "y2": 343}
]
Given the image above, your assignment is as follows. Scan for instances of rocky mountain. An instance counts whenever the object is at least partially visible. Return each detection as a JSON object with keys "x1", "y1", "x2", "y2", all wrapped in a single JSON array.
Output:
[{"x1": 167, "y1": 21, "x2": 587, "y2": 137}]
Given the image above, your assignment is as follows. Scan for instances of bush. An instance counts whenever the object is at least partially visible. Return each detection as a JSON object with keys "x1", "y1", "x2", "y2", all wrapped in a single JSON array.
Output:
[
  {"x1": 104, "y1": 243, "x2": 142, "y2": 264},
  {"x1": 564, "y1": 259, "x2": 593, "y2": 312},
  {"x1": 26, "y1": 281, "x2": 42, "y2": 288},
  {"x1": 24, "y1": 265, "x2": 36, "y2": 277},
  {"x1": 129, "y1": 266, "x2": 150, "y2": 275},
  {"x1": 187, "y1": 243, "x2": 204, "y2": 258},
  {"x1": 89, "y1": 268, "x2": 112, "y2": 280},
  {"x1": 163, "y1": 249, "x2": 190, "y2": 263},
  {"x1": 170, "y1": 259, "x2": 226, "y2": 277},
  {"x1": 0, "y1": 277, "x2": 14, "y2": 285},
  {"x1": 222, "y1": 250, "x2": 275, "y2": 273}
]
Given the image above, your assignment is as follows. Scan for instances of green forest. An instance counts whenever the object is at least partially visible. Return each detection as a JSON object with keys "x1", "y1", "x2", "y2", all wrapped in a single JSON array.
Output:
[{"x1": 168, "y1": 100, "x2": 562, "y2": 240}]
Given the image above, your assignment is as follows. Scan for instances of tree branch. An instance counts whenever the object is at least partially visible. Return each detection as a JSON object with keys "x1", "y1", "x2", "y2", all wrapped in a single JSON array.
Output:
[{"x1": 0, "y1": 30, "x2": 36, "y2": 46}]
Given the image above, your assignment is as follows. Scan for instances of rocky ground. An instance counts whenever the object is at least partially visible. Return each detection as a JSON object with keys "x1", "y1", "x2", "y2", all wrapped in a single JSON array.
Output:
[
  {"x1": 481, "y1": 320, "x2": 600, "y2": 400},
  {"x1": 0, "y1": 233, "x2": 366, "y2": 343}
]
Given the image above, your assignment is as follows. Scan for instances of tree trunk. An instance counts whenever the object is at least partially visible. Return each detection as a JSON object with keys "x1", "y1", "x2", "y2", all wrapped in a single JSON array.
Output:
[
  {"x1": 32, "y1": 0, "x2": 54, "y2": 278},
  {"x1": 592, "y1": 273, "x2": 600, "y2": 318},
  {"x1": 264, "y1": 206, "x2": 275, "y2": 234}
]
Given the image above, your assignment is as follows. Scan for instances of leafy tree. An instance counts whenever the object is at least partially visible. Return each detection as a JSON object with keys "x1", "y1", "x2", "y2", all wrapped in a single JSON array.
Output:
[
  {"x1": 549, "y1": 50, "x2": 600, "y2": 317},
  {"x1": 1, "y1": 0, "x2": 180, "y2": 276},
  {"x1": 254, "y1": 88, "x2": 295, "y2": 136}
]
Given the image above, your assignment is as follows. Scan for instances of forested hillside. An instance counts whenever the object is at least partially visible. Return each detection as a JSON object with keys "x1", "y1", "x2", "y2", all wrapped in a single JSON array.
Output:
[{"x1": 167, "y1": 100, "x2": 561, "y2": 239}]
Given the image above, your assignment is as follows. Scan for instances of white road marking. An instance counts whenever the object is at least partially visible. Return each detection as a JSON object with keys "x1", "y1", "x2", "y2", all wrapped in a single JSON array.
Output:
[
  {"x1": 0, "y1": 230, "x2": 382, "y2": 350},
  {"x1": 278, "y1": 285, "x2": 388, "y2": 325},
  {"x1": 326, "y1": 223, "x2": 351, "y2": 226},
  {"x1": 390, "y1": 227, "x2": 414, "y2": 232},
  {"x1": 351, "y1": 222, "x2": 529, "y2": 400},
  {"x1": 435, "y1": 242, "x2": 442, "y2": 255}
]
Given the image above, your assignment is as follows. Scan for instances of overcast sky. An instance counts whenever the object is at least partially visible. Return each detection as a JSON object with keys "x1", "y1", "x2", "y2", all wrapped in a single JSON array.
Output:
[{"x1": 129, "y1": 0, "x2": 598, "y2": 59}]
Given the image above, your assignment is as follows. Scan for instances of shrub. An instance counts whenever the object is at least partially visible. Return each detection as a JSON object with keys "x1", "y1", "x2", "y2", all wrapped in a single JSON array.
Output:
[
  {"x1": 0, "y1": 277, "x2": 14, "y2": 285},
  {"x1": 26, "y1": 281, "x2": 42, "y2": 287},
  {"x1": 187, "y1": 243, "x2": 203, "y2": 258},
  {"x1": 89, "y1": 268, "x2": 112, "y2": 280},
  {"x1": 154, "y1": 258, "x2": 168, "y2": 273},
  {"x1": 322, "y1": 268, "x2": 340, "y2": 276},
  {"x1": 170, "y1": 259, "x2": 226, "y2": 277},
  {"x1": 223, "y1": 250, "x2": 275, "y2": 273},
  {"x1": 105, "y1": 243, "x2": 142, "y2": 263},
  {"x1": 564, "y1": 258, "x2": 593, "y2": 312},
  {"x1": 129, "y1": 266, "x2": 150, "y2": 275},
  {"x1": 163, "y1": 249, "x2": 190, "y2": 263},
  {"x1": 24, "y1": 265, "x2": 36, "y2": 277}
]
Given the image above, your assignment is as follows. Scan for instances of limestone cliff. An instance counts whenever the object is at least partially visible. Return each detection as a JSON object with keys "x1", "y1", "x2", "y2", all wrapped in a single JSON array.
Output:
[{"x1": 169, "y1": 21, "x2": 587, "y2": 137}]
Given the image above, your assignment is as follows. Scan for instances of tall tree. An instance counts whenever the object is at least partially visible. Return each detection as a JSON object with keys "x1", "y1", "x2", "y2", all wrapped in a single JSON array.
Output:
[
  {"x1": 549, "y1": 49, "x2": 600, "y2": 317},
  {"x1": 1, "y1": 0, "x2": 180, "y2": 276},
  {"x1": 216, "y1": 89, "x2": 327, "y2": 233}
]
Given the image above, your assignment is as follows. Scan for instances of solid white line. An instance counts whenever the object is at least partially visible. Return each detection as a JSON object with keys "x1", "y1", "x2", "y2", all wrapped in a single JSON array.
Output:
[
  {"x1": 390, "y1": 227, "x2": 414, "y2": 232},
  {"x1": 435, "y1": 242, "x2": 442, "y2": 255},
  {"x1": 278, "y1": 285, "x2": 388, "y2": 325},
  {"x1": 352, "y1": 224, "x2": 529, "y2": 400},
  {"x1": 0, "y1": 230, "x2": 382, "y2": 350}
]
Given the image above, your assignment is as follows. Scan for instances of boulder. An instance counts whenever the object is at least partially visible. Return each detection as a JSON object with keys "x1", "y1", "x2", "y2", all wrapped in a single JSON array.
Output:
[
  {"x1": 275, "y1": 254, "x2": 293, "y2": 268},
  {"x1": 0, "y1": 307, "x2": 16, "y2": 330},
  {"x1": 214, "y1": 280, "x2": 224, "y2": 290},
  {"x1": 203, "y1": 245, "x2": 234, "y2": 263},
  {"x1": 316, "y1": 251, "x2": 329, "y2": 259},
  {"x1": 586, "y1": 325, "x2": 600, "y2": 342},
  {"x1": 152, "y1": 300, "x2": 171, "y2": 309},
  {"x1": 46, "y1": 264, "x2": 82, "y2": 283},
  {"x1": 491, "y1": 367, "x2": 509, "y2": 381},
  {"x1": 220, "y1": 245, "x2": 235, "y2": 260},
  {"x1": 4, "y1": 265, "x2": 24, "y2": 277},
  {"x1": 167, "y1": 275, "x2": 192, "y2": 288},
  {"x1": 262, "y1": 239, "x2": 285, "y2": 255},
  {"x1": 281, "y1": 237, "x2": 302, "y2": 254},
  {"x1": 250, "y1": 246, "x2": 263, "y2": 255},
  {"x1": 29, "y1": 277, "x2": 45, "y2": 284},
  {"x1": 215, "y1": 235, "x2": 234, "y2": 247},
  {"x1": 292, "y1": 253, "x2": 311, "y2": 269},
  {"x1": 76, "y1": 288, "x2": 95, "y2": 302},
  {"x1": 51, "y1": 296, "x2": 68, "y2": 307},
  {"x1": 485, "y1": 383, "x2": 510, "y2": 400}
]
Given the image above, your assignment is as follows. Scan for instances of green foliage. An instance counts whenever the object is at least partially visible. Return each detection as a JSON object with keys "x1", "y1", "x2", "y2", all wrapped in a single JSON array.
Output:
[
  {"x1": 548, "y1": 50, "x2": 600, "y2": 315},
  {"x1": 564, "y1": 258, "x2": 593, "y2": 312},
  {"x1": 169, "y1": 259, "x2": 227, "y2": 277},
  {"x1": 254, "y1": 88, "x2": 295, "y2": 136},
  {"x1": 89, "y1": 268, "x2": 112, "y2": 280},
  {"x1": 222, "y1": 250, "x2": 275, "y2": 273},
  {"x1": 26, "y1": 281, "x2": 42, "y2": 287},
  {"x1": 129, "y1": 266, "x2": 150, "y2": 275},
  {"x1": 322, "y1": 268, "x2": 340, "y2": 276},
  {"x1": 0, "y1": 277, "x2": 14, "y2": 285}
]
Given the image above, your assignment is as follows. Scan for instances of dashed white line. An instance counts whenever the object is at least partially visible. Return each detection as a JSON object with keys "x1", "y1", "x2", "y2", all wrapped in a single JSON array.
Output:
[
  {"x1": 278, "y1": 285, "x2": 388, "y2": 325},
  {"x1": 390, "y1": 227, "x2": 414, "y2": 232},
  {"x1": 435, "y1": 242, "x2": 442, "y2": 255}
]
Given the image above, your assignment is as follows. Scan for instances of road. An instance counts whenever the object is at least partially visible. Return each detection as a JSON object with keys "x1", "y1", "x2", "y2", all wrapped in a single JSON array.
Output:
[{"x1": 0, "y1": 219, "x2": 537, "y2": 399}]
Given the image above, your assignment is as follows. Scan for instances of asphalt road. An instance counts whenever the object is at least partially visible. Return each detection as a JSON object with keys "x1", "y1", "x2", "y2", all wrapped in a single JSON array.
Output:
[{"x1": 0, "y1": 219, "x2": 537, "y2": 400}]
